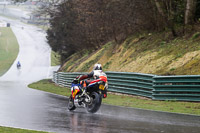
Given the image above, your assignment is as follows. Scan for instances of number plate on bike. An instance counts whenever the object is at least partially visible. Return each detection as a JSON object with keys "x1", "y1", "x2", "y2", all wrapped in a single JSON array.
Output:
[{"x1": 99, "y1": 84, "x2": 105, "y2": 90}]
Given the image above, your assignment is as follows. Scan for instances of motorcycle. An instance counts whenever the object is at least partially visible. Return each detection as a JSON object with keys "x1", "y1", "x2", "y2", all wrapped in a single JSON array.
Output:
[
  {"x1": 17, "y1": 64, "x2": 21, "y2": 69},
  {"x1": 68, "y1": 76, "x2": 108, "y2": 113}
]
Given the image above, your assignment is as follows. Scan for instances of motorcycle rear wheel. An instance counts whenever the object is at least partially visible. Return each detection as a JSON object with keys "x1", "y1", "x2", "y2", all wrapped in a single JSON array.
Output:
[
  {"x1": 86, "y1": 92, "x2": 102, "y2": 113},
  {"x1": 68, "y1": 95, "x2": 76, "y2": 111}
]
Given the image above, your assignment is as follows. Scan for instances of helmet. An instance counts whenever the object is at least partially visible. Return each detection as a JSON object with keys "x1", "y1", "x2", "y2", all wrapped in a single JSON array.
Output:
[{"x1": 93, "y1": 63, "x2": 102, "y2": 70}]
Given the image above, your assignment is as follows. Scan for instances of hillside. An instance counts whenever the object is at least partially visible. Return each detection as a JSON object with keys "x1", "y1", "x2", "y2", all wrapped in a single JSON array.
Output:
[{"x1": 60, "y1": 26, "x2": 200, "y2": 75}]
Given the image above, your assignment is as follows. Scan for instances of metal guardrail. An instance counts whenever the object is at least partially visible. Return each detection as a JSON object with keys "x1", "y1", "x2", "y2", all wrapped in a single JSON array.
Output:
[
  {"x1": 153, "y1": 75, "x2": 200, "y2": 101},
  {"x1": 106, "y1": 71, "x2": 155, "y2": 98},
  {"x1": 52, "y1": 71, "x2": 200, "y2": 101},
  {"x1": 53, "y1": 71, "x2": 86, "y2": 87}
]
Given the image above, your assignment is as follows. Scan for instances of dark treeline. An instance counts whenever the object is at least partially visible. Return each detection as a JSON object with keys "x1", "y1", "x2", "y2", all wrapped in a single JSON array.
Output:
[
  {"x1": 44, "y1": 0, "x2": 200, "y2": 62},
  {"x1": 12, "y1": 0, "x2": 28, "y2": 3}
]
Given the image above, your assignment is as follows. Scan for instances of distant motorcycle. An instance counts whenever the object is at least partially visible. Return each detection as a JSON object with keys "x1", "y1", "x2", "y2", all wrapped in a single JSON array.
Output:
[
  {"x1": 17, "y1": 61, "x2": 21, "y2": 69},
  {"x1": 68, "y1": 76, "x2": 108, "y2": 113}
]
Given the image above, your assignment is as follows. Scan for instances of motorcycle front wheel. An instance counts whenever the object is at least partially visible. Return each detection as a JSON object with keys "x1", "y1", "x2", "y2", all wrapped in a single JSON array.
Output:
[
  {"x1": 86, "y1": 92, "x2": 102, "y2": 113},
  {"x1": 68, "y1": 95, "x2": 76, "y2": 111}
]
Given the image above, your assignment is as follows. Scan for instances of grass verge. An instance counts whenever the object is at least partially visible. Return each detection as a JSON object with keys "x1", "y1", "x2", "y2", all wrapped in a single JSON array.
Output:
[
  {"x1": 28, "y1": 79, "x2": 71, "y2": 96},
  {"x1": 28, "y1": 79, "x2": 200, "y2": 116},
  {"x1": 0, "y1": 27, "x2": 19, "y2": 76},
  {"x1": 51, "y1": 51, "x2": 61, "y2": 66},
  {"x1": 0, "y1": 126, "x2": 49, "y2": 133}
]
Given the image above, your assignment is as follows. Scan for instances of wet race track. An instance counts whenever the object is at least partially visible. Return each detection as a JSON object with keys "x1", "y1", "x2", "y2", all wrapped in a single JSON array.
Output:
[{"x1": 0, "y1": 17, "x2": 200, "y2": 133}]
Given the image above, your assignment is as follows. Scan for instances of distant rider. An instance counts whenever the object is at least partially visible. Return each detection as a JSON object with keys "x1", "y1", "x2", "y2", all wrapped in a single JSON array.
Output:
[{"x1": 17, "y1": 61, "x2": 21, "y2": 69}]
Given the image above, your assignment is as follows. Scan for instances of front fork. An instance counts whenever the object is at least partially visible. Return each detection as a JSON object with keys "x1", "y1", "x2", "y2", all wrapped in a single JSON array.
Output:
[{"x1": 80, "y1": 89, "x2": 91, "y2": 103}]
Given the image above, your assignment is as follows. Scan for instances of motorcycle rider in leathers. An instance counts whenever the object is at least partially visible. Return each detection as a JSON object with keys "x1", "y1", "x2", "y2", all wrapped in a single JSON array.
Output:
[{"x1": 75, "y1": 63, "x2": 107, "y2": 98}]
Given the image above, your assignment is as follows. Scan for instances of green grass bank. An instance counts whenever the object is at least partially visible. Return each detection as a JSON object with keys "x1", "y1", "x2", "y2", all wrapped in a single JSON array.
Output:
[
  {"x1": 0, "y1": 27, "x2": 19, "y2": 76},
  {"x1": 28, "y1": 79, "x2": 200, "y2": 116},
  {"x1": 51, "y1": 51, "x2": 61, "y2": 66},
  {"x1": 0, "y1": 126, "x2": 49, "y2": 133}
]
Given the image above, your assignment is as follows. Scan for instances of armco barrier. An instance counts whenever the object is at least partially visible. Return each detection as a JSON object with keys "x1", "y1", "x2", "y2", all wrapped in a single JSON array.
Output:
[
  {"x1": 52, "y1": 71, "x2": 200, "y2": 101},
  {"x1": 53, "y1": 72, "x2": 87, "y2": 87},
  {"x1": 106, "y1": 72, "x2": 155, "y2": 98},
  {"x1": 153, "y1": 75, "x2": 200, "y2": 101}
]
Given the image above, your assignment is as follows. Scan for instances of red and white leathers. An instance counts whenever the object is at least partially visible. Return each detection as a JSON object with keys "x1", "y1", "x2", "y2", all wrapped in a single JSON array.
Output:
[
  {"x1": 87, "y1": 70, "x2": 107, "y2": 86},
  {"x1": 78, "y1": 70, "x2": 107, "y2": 83}
]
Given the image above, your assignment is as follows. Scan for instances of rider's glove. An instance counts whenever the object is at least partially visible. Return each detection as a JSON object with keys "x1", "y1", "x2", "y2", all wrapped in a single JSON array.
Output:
[
  {"x1": 73, "y1": 75, "x2": 81, "y2": 84},
  {"x1": 76, "y1": 75, "x2": 82, "y2": 82},
  {"x1": 72, "y1": 78, "x2": 79, "y2": 84}
]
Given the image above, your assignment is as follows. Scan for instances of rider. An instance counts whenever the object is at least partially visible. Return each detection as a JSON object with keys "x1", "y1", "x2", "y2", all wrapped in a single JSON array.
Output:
[
  {"x1": 17, "y1": 61, "x2": 21, "y2": 68},
  {"x1": 75, "y1": 63, "x2": 107, "y2": 98}
]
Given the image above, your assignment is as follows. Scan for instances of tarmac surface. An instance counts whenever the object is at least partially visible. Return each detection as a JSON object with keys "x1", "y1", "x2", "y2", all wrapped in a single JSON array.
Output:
[{"x1": 0, "y1": 14, "x2": 200, "y2": 133}]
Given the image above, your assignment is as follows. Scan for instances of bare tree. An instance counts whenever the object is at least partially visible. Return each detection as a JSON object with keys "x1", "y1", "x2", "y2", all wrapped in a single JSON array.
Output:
[
  {"x1": 185, "y1": 0, "x2": 197, "y2": 24},
  {"x1": 153, "y1": 0, "x2": 186, "y2": 36}
]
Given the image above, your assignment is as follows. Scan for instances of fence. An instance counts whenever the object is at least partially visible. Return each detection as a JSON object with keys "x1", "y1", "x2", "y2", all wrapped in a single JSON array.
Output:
[
  {"x1": 153, "y1": 75, "x2": 200, "y2": 101},
  {"x1": 52, "y1": 71, "x2": 200, "y2": 102},
  {"x1": 52, "y1": 71, "x2": 86, "y2": 87},
  {"x1": 106, "y1": 72, "x2": 154, "y2": 98}
]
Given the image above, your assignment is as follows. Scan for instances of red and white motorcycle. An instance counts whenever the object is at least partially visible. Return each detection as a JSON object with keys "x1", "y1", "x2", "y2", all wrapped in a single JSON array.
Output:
[{"x1": 68, "y1": 74, "x2": 108, "y2": 113}]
